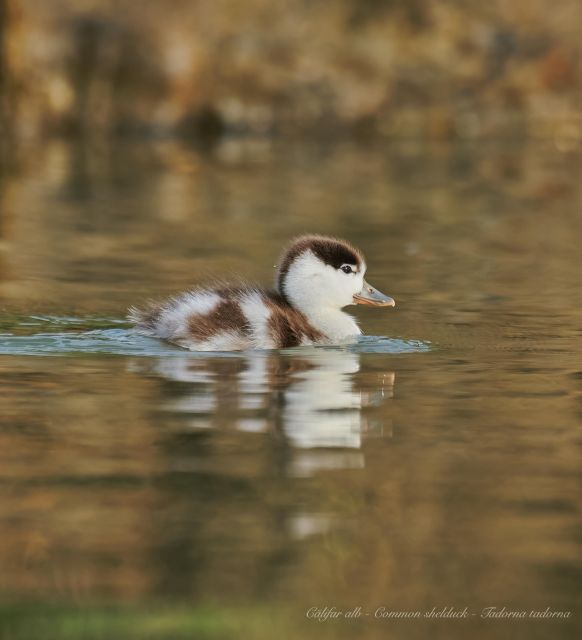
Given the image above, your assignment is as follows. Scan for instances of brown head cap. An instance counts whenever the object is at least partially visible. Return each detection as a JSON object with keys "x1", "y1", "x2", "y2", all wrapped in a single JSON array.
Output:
[{"x1": 277, "y1": 234, "x2": 364, "y2": 296}]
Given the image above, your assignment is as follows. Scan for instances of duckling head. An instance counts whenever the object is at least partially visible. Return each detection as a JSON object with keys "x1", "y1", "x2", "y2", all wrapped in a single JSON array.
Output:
[{"x1": 276, "y1": 235, "x2": 395, "y2": 315}]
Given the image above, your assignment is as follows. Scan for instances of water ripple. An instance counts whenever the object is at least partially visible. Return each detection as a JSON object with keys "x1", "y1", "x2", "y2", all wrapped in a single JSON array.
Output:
[{"x1": 0, "y1": 316, "x2": 431, "y2": 357}]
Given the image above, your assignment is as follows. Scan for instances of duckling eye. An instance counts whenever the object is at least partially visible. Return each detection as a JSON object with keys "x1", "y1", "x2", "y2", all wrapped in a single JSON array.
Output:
[{"x1": 340, "y1": 265, "x2": 354, "y2": 274}]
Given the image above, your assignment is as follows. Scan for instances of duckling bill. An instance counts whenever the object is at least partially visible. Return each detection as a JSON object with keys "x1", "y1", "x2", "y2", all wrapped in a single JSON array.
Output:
[{"x1": 129, "y1": 234, "x2": 395, "y2": 351}]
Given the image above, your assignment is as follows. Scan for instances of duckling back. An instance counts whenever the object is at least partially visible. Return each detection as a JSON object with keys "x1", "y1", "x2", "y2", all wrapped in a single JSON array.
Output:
[{"x1": 128, "y1": 286, "x2": 324, "y2": 351}]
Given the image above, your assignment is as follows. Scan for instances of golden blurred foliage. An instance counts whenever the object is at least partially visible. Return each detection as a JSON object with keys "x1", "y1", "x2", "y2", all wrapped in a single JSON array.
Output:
[{"x1": 1, "y1": 0, "x2": 582, "y2": 142}]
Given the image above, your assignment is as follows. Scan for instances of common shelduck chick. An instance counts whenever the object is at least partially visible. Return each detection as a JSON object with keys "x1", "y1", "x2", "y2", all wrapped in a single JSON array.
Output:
[{"x1": 128, "y1": 234, "x2": 395, "y2": 351}]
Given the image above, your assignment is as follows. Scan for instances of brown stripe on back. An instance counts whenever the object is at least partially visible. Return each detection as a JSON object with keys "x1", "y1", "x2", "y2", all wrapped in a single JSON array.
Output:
[
  {"x1": 187, "y1": 297, "x2": 250, "y2": 341},
  {"x1": 277, "y1": 234, "x2": 364, "y2": 295},
  {"x1": 264, "y1": 291, "x2": 325, "y2": 348}
]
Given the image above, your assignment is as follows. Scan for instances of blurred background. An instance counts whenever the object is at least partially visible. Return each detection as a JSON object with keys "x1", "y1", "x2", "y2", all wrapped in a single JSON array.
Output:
[
  {"x1": 1, "y1": 2, "x2": 582, "y2": 640},
  {"x1": 1, "y1": 0, "x2": 582, "y2": 144}
]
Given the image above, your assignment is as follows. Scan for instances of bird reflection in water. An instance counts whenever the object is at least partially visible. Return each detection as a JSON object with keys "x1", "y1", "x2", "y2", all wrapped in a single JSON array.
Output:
[{"x1": 133, "y1": 349, "x2": 395, "y2": 476}]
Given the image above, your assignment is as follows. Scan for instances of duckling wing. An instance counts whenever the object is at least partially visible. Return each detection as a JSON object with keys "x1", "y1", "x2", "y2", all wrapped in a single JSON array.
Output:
[
  {"x1": 128, "y1": 288, "x2": 252, "y2": 351},
  {"x1": 239, "y1": 290, "x2": 325, "y2": 349},
  {"x1": 128, "y1": 286, "x2": 325, "y2": 351}
]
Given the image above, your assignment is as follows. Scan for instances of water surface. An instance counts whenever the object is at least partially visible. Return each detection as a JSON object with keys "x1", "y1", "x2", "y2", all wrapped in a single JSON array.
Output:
[{"x1": 0, "y1": 139, "x2": 581, "y2": 639}]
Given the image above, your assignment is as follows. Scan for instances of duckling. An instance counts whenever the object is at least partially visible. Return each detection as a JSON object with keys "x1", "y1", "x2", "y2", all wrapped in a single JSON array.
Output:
[{"x1": 128, "y1": 234, "x2": 395, "y2": 351}]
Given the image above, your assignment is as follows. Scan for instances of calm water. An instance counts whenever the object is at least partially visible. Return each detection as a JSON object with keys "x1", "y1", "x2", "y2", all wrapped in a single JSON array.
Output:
[{"x1": 0, "y1": 139, "x2": 581, "y2": 639}]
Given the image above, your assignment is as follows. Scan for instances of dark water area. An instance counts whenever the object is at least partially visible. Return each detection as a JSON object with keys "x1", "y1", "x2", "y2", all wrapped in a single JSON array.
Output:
[{"x1": 0, "y1": 139, "x2": 581, "y2": 639}]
